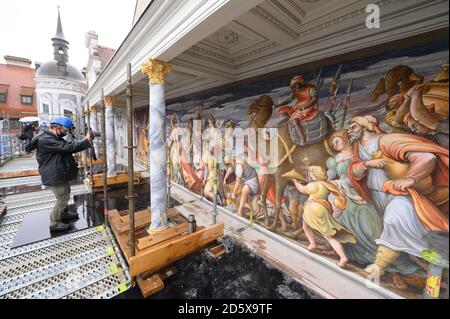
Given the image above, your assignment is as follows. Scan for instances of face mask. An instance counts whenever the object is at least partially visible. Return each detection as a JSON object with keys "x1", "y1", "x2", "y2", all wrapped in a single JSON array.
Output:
[{"x1": 57, "y1": 129, "x2": 67, "y2": 138}]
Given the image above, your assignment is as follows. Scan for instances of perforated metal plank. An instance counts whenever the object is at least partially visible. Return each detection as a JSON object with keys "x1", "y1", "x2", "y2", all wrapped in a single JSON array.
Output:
[
  {"x1": 4, "y1": 185, "x2": 87, "y2": 204},
  {"x1": 0, "y1": 226, "x2": 130, "y2": 299},
  {"x1": 0, "y1": 223, "x2": 21, "y2": 236},
  {"x1": 0, "y1": 176, "x2": 42, "y2": 188},
  {"x1": 6, "y1": 199, "x2": 75, "y2": 216}
]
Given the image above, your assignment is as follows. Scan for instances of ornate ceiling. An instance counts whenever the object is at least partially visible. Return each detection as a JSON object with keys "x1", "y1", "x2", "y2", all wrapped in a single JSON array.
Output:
[
  {"x1": 107, "y1": 0, "x2": 447, "y2": 106},
  {"x1": 161, "y1": 0, "x2": 447, "y2": 99}
]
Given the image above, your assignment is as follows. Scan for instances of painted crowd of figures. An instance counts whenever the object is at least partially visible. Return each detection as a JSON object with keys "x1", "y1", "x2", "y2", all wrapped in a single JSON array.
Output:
[{"x1": 168, "y1": 63, "x2": 449, "y2": 295}]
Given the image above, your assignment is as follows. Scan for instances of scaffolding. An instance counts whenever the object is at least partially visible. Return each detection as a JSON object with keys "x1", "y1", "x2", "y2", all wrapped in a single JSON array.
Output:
[{"x1": 0, "y1": 119, "x2": 19, "y2": 167}]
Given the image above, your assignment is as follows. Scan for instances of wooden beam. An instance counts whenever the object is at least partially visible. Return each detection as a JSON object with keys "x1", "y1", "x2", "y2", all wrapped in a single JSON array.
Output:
[
  {"x1": 92, "y1": 171, "x2": 142, "y2": 189},
  {"x1": 137, "y1": 274, "x2": 165, "y2": 298},
  {"x1": 130, "y1": 223, "x2": 224, "y2": 277},
  {"x1": 137, "y1": 222, "x2": 189, "y2": 251},
  {"x1": 79, "y1": 158, "x2": 103, "y2": 168}
]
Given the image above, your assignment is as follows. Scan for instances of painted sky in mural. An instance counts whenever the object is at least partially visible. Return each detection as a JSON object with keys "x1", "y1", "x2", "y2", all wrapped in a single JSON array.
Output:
[{"x1": 167, "y1": 41, "x2": 448, "y2": 129}]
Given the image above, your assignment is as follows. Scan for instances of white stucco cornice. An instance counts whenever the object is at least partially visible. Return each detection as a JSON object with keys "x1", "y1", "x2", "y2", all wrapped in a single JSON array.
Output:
[
  {"x1": 84, "y1": 0, "x2": 265, "y2": 106},
  {"x1": 35, "y1": 77, "x2": 88, "y2": 94}
]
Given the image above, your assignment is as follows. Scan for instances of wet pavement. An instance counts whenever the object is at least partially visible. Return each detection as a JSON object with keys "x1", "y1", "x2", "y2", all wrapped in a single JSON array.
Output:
[
  {"x1": 10, "y1": 183, "x2": 153, "y2": 248},
  {"x1": 116, "y1": 236, "x2": 321, "y2": 299}
]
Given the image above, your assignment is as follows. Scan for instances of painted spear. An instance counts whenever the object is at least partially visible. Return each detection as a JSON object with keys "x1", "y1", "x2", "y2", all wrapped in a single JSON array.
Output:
[
  {"x1": 340, "y1": 79, "x2": 354, "y2": 129},
  {"x1": 313, "y1": 67, "x2": 323, "y2": 87},
  {"x1": 325, "y1": 64, "x2": 343, "y2": 111}
]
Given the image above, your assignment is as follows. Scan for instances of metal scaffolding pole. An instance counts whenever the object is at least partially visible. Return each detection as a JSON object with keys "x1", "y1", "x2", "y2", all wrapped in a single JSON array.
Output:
[
  {"x1": 101, "y1": 89, "x2": 109, "y2": 226},
  {"x1": 126, "y1": 64, "x2": 137, "y2": 258},
  {"x1": 86, "y1": 102, "x2": 95, "y2": 194},
  {"x1": 81, "y1": 104, "x2": 88, "y2": 179}
]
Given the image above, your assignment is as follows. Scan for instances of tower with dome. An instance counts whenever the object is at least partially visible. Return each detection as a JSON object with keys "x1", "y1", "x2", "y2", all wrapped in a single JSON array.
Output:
[{"x1": 34, "y1": 8, "x2": 87, "y2": 124}]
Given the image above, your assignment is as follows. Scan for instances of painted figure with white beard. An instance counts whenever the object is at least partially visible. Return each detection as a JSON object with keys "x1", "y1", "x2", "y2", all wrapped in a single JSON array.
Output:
[{"x1": 347, "y1": 115, "x2": 449, "y2": 278}]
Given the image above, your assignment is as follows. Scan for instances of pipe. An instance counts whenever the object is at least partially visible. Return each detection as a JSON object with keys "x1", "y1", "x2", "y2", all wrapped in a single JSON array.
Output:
[
  {"x1": 76, "y1": 109, "x2": 83, "y2": 177},
  {"x1": 212, "y1": 161, "x2": 218, "y2": 225},
  {"x1": 101, "y1": 89, "x2": 109, "y2": 226},
  {"x1": 167, "y1": 147, "x2": 172, "y2": 208},
  {"x1": 86, "y1": 102, "x2": 94, "y2": 195},
  {"x1": 81, "y1": 104, "x2": 88, "y2": 179},
  {"x1": 126, "y1": 63, "x2": 137, "y2": 257},
  {"x1": 188, "y1": 214, "x2": 197, "y2": 234}
]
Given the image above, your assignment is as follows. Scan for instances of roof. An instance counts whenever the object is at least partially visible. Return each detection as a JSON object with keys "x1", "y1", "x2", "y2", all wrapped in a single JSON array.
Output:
[
  {"x1": 4, "y1": 56, "x2": 32, "y2": 65},
  {"x1": 97, "y1": 46, "x2": 116, "y2": 68},
  {"x1": 35, "y1": 60, "x2": 86, "y2": 82},
  {"x1": 0, "y1": 64, "x2": 37, "y2": 119}
]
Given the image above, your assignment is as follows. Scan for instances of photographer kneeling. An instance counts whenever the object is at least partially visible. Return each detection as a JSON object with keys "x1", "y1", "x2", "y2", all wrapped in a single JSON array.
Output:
[{"x1": 26, "y1": 116, "x2": 93, "y2": 232}]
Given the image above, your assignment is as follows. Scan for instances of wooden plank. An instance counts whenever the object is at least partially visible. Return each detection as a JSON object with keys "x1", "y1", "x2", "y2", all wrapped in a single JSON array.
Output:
[
  {"x1": 0, "y1": 169, "x2": 39, "y2": 179},
  {"x1": 114, "y1": 208, "x2": 181, "y2": 235},
  {"x1": 119, "y1": 209, "x2": 149, "y2": 223},
  {"x1": 137, "y1": 274, "x2": 165, "y2": 298},
  {"x1": 92, "y1": 172, "x2": 142, "y2": 189},
  {"x1": 117, "y1": 211, "x2": 150, "y2": 235},
  {"x1": 137, "y1": 222, "x2": 189, "y2": 251},
  {"x1": 79, "y1": 158, "x2": 104, "y2": 168},
  {"x1": 130, "y1": 223, "x2": 224, "y2": 277},
  {"x1": 208, "y1": 243, "x2": 226, "y2": 259}
]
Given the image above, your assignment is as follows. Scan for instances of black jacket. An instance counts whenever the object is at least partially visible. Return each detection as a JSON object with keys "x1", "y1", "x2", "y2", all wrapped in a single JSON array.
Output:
[
  {"x1": 26, "y1": 131, "x2": 92, "y2": 186},
  {"x1": 22, "y1": 125, "x2": 35, "y2": 141}
]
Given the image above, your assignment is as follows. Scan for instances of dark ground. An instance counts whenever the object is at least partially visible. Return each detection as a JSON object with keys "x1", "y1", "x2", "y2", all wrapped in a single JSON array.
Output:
[{"x1": 116, "y1": 236, "x2": 321, "y2": 299}]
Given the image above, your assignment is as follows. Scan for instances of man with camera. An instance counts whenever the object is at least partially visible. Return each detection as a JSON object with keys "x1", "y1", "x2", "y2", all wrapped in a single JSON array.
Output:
[{"x1": 26, "y1": 116, "x2": 93, "y2": 231}]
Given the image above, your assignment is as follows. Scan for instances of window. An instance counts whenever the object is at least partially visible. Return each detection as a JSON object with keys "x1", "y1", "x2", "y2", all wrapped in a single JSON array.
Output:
[
  {"x1": 63, "y1": 109, "x2": 73, "y2": 118},
  {"x1": 0, "y1": 93, "x2": 6, "y2": 103},
  {"x1": 42, "y1": 104, "x2": 49, "y2": 114},
  {"x1": 21, "y1": 95, "x2": 33, "y2": 105}
]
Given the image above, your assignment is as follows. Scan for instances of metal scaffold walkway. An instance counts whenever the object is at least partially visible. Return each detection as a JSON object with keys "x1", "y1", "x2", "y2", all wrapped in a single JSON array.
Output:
[
  {"x1": 0, "y1": 175, "x2": 42, "y2": 189},
  {"x1": 0, "y1": 184, "x2": 89, "y2": 252},
  {"x1": 0, "y1": 226, "x2": 130, "y2": 299}
]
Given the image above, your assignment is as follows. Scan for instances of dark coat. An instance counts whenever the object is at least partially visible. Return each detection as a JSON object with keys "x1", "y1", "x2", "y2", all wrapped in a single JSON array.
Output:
[
  {"x1": 26, "y1": 131, "x2": 92, "y2": 186},
  {"x1": 22, "y1": 125, "x2": 35, "y2": 141}
]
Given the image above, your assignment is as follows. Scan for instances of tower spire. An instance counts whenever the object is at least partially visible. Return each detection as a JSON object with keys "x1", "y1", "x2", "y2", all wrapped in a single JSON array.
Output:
[
  {"x1": 51, "y1": 6, "x2": 69, "y2": 72},
  {"x1": 54, "y1": 6, "x2": 67, "y2": 41}
]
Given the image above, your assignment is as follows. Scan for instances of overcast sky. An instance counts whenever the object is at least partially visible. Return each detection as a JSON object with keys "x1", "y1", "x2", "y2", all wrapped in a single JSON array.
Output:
[{"x1": 0, "y1": 0, "x2": 136, "y2": 69}]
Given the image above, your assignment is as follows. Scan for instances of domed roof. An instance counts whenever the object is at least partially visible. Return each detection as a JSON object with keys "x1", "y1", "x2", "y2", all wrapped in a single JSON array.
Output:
[{"x1": 36, "y1": 60, "x2": 86, "y2": 82}]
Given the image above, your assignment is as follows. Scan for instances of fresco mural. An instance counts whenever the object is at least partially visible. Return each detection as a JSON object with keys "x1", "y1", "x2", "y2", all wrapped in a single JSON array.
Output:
[
  {"x1": 164, "y1": 40, "x2": 449, "y2": 298},
  {"x1": 134, "y1": 107, "x2": 150, "y2": 167},
  {"x1": 115, "y1": 109, "x2": 127, "y2": 160}
]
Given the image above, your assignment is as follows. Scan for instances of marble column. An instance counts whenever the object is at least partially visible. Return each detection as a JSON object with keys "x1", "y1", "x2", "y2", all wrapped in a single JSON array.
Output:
[
  {"x1": 104, "y1": 96, "x2": 117, "y2": 177},
  {"x1": 142, "y1": 59, "x2": 173, "y2": 233},
  {"x1": 90, "y1": 105, "x2": 100, "y2": 158}
]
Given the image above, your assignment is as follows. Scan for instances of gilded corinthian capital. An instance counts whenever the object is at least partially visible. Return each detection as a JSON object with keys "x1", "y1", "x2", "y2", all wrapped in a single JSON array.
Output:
[
  {"x1": 141, "y1": 59, "x2": 173, "y2": 84},
  {"x1": 104, "y1": 96, "x2": 116, "y2": 107}
]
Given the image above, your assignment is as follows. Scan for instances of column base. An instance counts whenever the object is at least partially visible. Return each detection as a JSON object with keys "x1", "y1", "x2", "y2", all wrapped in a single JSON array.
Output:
[{"x1": 147, "y1": 225, "x2": 169, "y2": 235}]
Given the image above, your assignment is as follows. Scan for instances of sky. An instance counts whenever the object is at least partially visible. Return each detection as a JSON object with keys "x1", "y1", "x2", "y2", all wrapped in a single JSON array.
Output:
[{"x1": 0, "y1": 0, "x2": 136, "y2": 70}]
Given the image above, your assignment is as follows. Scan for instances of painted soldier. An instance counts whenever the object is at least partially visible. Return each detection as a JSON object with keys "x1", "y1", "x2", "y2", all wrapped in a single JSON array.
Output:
[
  {"x1": 278, "y1": 75, "x2": 320, "y2": 143},
  {"x1": 278, "y1": 76, "x2": 319, "y2": 119}
]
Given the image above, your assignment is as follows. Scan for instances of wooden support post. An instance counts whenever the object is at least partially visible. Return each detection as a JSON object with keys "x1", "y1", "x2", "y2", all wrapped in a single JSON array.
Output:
[
  {"x1": 129, "y1": 223, "x2": 224, "y2": 277},
  {"x1": 137, "y1": 274, "x2": 164, "y2": 298}
]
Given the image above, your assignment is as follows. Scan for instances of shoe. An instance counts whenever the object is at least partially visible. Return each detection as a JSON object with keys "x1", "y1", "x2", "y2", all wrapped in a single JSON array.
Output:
[
  {"x1": 61, "y1": 211, "x2": 79, "y2": 221},
  {"x1": 50, "y1": 222, "x2": 71, "y2": 232}
]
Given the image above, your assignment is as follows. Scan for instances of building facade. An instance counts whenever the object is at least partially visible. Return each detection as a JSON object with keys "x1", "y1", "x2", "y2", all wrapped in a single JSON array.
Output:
[
  {"x1": 0, "y1": 56, "x2": 37, "y2": 130},
  {"x1": 34, "y1": 9, "x2": 88, "y2": 124},
  {"x1": 85, "y1": 31, "x2": 116, "y2": 90}
]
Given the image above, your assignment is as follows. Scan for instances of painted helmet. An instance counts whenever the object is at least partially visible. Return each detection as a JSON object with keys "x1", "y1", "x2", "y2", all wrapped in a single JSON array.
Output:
[
  {"x1": 50, "y1": 116, "x2": 73, "y2": 130},
  {"x1": 290, "y1": 75, "x2": 305, "y2": 88}
]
